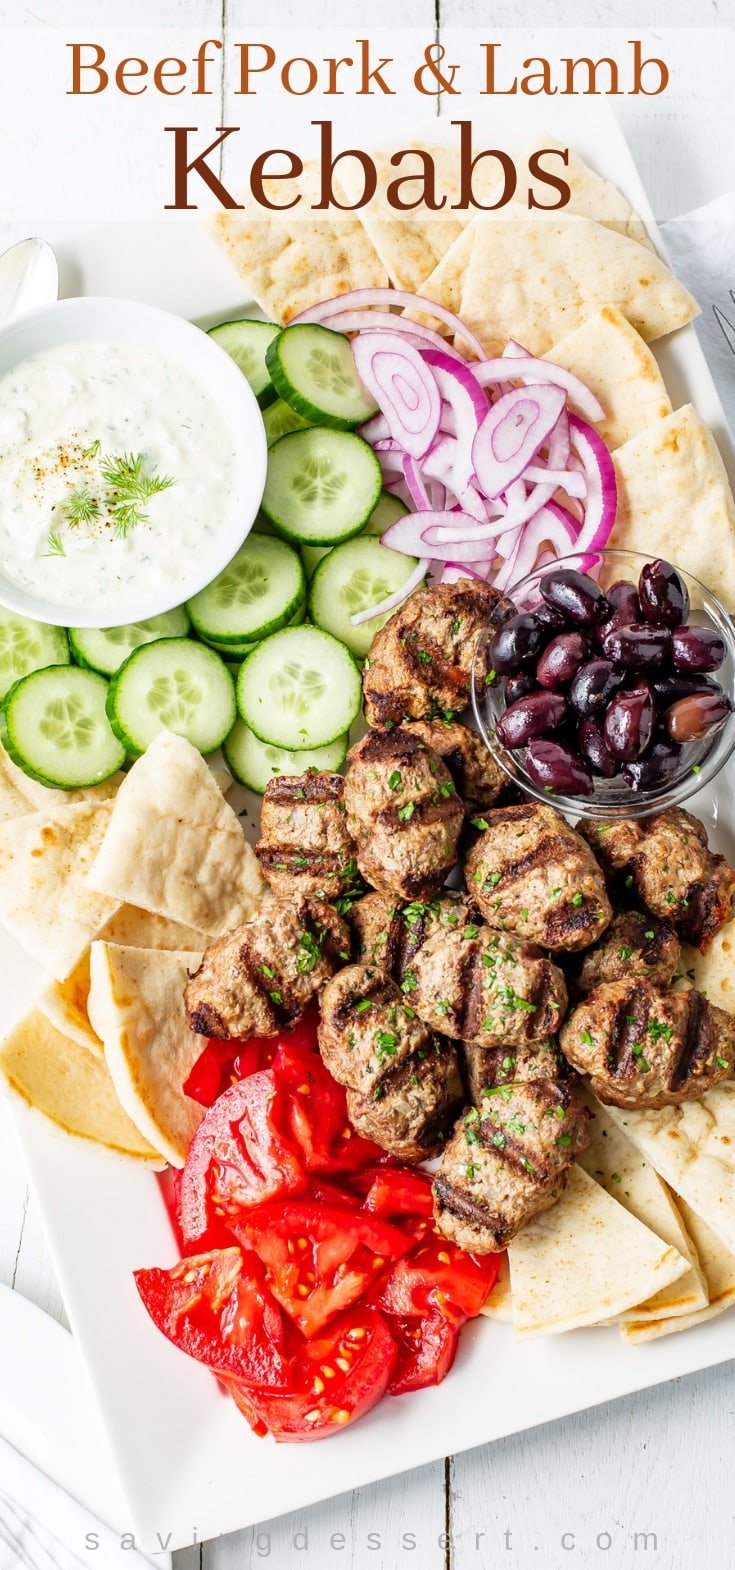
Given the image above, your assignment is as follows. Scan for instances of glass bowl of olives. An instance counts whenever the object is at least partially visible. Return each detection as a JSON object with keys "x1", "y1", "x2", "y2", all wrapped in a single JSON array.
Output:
[{"x1": 472, "y1": 548, "x2": 735, "y2": 820}]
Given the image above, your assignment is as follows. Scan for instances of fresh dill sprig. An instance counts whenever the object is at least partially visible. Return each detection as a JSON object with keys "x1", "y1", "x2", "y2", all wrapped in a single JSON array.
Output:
[
  {"x1": 81, "y1": 438, "x2": 101, "y2": 460},
  {"x1": 99, "y1": 451, "x2": 175, "y2": 538},
  {"x1": 43, "y1": 530, "x2": 66, "y2": 557},
  {"x1": 63, "y1": 486, "x2": 100, "y2": 528}
]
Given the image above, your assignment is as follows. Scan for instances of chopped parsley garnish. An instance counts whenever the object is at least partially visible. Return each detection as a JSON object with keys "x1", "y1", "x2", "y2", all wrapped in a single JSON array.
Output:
[
  {"x1": 571, "y1": 892, "x2": 584, "y2": 907},
  {"x1": 556, "y1": 1133, "x2": 572, "y2": 1147},
  {"x1": 388, "y1": 770, "x2": 402, "y2": 791},
  {"x1": 617, "y1": 945, "x2": 633, "y2": 961},
  {"x1": 401, "y1": 970, "x2": 417, "y2": 994},
  {"x1": 631, "y1": 1043, "x2": 651, "y2": 1072},
  {"x1": 374, "y1": 1030, "x2": 398, "y2": 1061},
  {"x1": 463, "y1": 924, "x2": 480, "y2": 940},
  {"x1": 398, "y1": 802, "x2": 416, "y2": 823},
  {"x1": 471, "y1": 817, "x2": 490, "y2": 831},
  {"x1": 581, "y1": 1030, "x2": 595, "y2": 1047},
  {"x1": 355, "y1": 999, "x2": 373, "y2": 1014},
  {"x1": 717, "y1": 1055, "x2": 729, "y2": 1070}
]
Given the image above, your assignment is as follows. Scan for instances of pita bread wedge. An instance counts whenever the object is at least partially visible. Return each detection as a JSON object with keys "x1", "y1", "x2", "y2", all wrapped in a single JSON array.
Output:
[
  {"x1": 88, "y1": 732, "x2": 264, "y2": 937},
  {"x1": 0, "y1": 802, "x2": 120, "y2": 980},
  {"x1": 88, "y1": 942, "x2": 205, "y2": 1167},
  {"x1": 522, "y1": 138, "x2": 654, "y2": 251},
  {"x1": 0, "y1": 742, "x2": 122, "y2": 810},
  {"x1": 335, "y1": 144, "x2": 468, "y2": 292},
  {"x1": 213, "y1": 162, "x2": 387, "y2": 324},
  {"x1": 480, "y1": 1254, "x2": 512, "y2": 1322},
  {"x1": 544, "y1": 306, "x2": 672, "y2": 451},
  {"x1": 610, "y1": 406, "x2": 735, "y2": 606},
  {"x1": 0, "y1": 1007, "x2": 163, "y2": 1165},
  {"x1": 681, "y1": 920, "x2": 735, "y2": 1012},
  {"x1": 39, "y1": 903, "x2": 208, "y2": 1058},
  {"x1": 0, "y1": 745, "x2": 33, "y2": 824},
  {"x1": 604, "y1": 1086, "x2": 735, "y2": 1255},
  {"x1": 457, "y1": 217, "x2": 697, "y2": 358},
  {"x1": 622, "y1": 1199, "x2": 735, "y2": 1342},
  {"x1": 579, "y1": 1091, "x2": 707, "y2": 1320},
  {"x1": 508, "y1": 1164, "x2": 689, "y2": 1337}
]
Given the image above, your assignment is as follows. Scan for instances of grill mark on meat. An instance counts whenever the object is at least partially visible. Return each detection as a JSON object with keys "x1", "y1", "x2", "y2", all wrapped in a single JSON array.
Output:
[
  {"x1": 256, "y1": 845, "x2": 346, "y2": 881},
  {"x1": 353, "y1": 730, "x2": 425, "y2": 767},
  {"x1": 485, "y1": 831, "x2": 576, "y2": 889},
  {"x1": 670, "y1": 990, "x2": 708, "y2": 1089},
  {"x1": 264, "y1": 773, "x2": 344, "y2": 806},
  {"x1": 433, "y1": 1173, "x2": 507, "y2": 1237},
  {"x1": 525, "y1": 964, "x2": 558, "y2": 1037},
  {"x1": 238, "y1": 944, "x2": 292, "y2": 1027},
  {"x1": 375, "y1": 794, "x2": 460, "y2": 833},
  {"x1": 460, "y1": 942, "x2": 485, "y2": 1042},
  {"x1": 611, "y1": 984, "x2": 652, "y2": 1078},
  {"x1": 543, "y1": 900, "x2": 603, "y2": 946},
  {"x1": 329, "y1": 971, "x2": 396, "y2": 1029}
]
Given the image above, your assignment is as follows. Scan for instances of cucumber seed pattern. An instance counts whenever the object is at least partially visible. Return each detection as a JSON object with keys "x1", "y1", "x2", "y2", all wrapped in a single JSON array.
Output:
[
  {"x1": 39, "y1": 693, "x2": 98, "y2": 751},
  {"x1": 305, "y1": 345, "x2": 357, "y2": 399},
  {"x1": 211, "y1": 557, "x2": 269, "y2": 607},
  {"x1": 269, "y1": 659, "x2": 326, "y2": 717},
  {"x1": 147, "y1": 670, "x2": 204, "y2": 728},
  {"x1": 291, "y1": 455, "x2": 347, "y2": 507}
]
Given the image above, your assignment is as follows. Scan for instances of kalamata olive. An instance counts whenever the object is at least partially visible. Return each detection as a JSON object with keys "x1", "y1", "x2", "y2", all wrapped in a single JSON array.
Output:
[
  {"x1": 497, "y1": 691, "x2": 567, "y2": 748},
  {"x1": 569, "y1": 658, "x2": 624, "y2": 717},
  {"x1": 638, "y1": 558, "x2": 689, "y2": 628},
  {"x1": 665, "y1": 691, "x2": 734, "y2": 743},
  {"x1": 671, "y1": 626, "x2": 727, "y2": 674},
  {"x1": 540, "y1": 568, "x2": 608, "y2": 627},
  {"x1": 524, "y1": 739, "x2": 594, "y2": 797},
  {"x1": 604, "y1": 684, "x2": 654, "y2": 760},
  {"x1": 504, "y1": 671, "x2": 537, "y2": 705},
  {"x1": 593, "y1": 606, "x2": 633, "y2": 651},
  {"x1": 536, "y1": 632, "x2": 589, "y2": 690},
  {"x1": 604, "y1": 580, "x2": 642, "y2": 620},
  {"x1": 622, "y1": 740, "x2": 683, "y2": 790},
  {"x1": 600, "y1": 622, "x2": 672, "y2": 671},
  {"x1": 490, "y1": 613, "x2": 546, "y2": 673},
  {"x1": 534, "y1": 602, "x2": 567, "y2": 633},
  {"x1": 652, "y1": 673, "x2": 719, "y2": 706},
  {"x1": 577, "y1": 717, "x2": 617, "y2": 777}
]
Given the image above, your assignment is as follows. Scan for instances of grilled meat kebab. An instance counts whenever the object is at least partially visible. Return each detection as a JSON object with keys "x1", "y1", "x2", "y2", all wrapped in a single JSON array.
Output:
[
  {"x1": 432, "y1": 1079, "x2": 590, "y2": 1253},
  {"x1": 571, "y1": 910, "x2": 681, "y2": 994},
  {"x1": 580, "y1": 807, "x2": 735, "y2": 951},
  {"x1": 185, "y1": 894, "x2": 350, "y2": 1039},
  {"x1": 465, "y1": 802, "x2": 612, "y2": 952},
  {"x1": 409, "y1": 922, "x2": 568, "y2": 1049},
  {"x1": 318, "y1": 964, "x2": 463, "y2": 1160},
  {"x1": 343, "y1": 728, "x2": 463, "y2": 901},
  {"x1": 463, "y1": 1037, "x2": 568, "y2": 1103},
  {"x1": 561, "y1": 977, "x2": 735, "y2": 1108},
  {"x1": 255, "y1": 772, "x2": 358, "y2": 900},
  {"x1": 408, "y1": 718, "x2": 509, "y2": 814},
  {"x1": 348, "y1": 889, "x2": 476, "y2": 977},
  {"x1": 362, "y1": 578, "x2": 498, "y2": 728}
]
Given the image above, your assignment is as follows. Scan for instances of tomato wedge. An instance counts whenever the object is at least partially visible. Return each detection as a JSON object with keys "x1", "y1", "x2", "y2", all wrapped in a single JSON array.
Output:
[
  {"x1": 386, "y1": 1309, "x2": 462, "y2": 1396},
  {"x1": 273, "y1": 1039, "x2": 382, "y2": 1174},
  {"x1": 235, "y1": 1198, "x2": 411, "y2": 1337},
  {"x1": 177, "y1": 1073, "x2": 305, "y2": 1247},
  {"x1": 376, "y1": 1231, "x2": 501, "y2": 1321},
  {"x1": 361, "y1": 1167, "x2": 435, "y2": 1222},
  {"x1": 224, "y1": 1309, "x2": 397, "y2": 1442},
  {"x1": 134, "y1": 1247, "x2": 289, "y2": 1389},
  {"x1": 183, "y1": 1036, "x2": 278, "y2": 1109}
]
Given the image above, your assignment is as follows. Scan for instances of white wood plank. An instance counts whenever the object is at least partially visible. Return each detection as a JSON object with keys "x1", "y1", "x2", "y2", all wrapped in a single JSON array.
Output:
[{"x1": 200, "y1": 1461, "x2": 447, "y2": 1570}]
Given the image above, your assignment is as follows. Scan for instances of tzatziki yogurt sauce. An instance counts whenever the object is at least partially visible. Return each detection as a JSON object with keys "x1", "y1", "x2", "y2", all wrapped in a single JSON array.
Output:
[{"x1": 0, "y1": 338, "x2": 238, "y2": 612}]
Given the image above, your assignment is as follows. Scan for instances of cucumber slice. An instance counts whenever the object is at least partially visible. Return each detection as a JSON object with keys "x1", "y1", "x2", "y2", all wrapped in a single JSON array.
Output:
[
  {"x1": 309, "y1": 537, "x2": 421, "y2": 659},
  {"x1": 301, "y1": 544, "x2": 332, "y2": 580},
  {"x1": 364, "y1": 491, "x2": 409, "y2": 537},
  {"x1": 68, "y1": 609, "x2": 190, "y2": 677},
  {"x1": 107, "y1": 639, "x2": 235, "y2": 757},
  {"x1": 208, "y1": 319, "x2": 279, "y2": 408},
  {"x1": 197, "y1": 596, "x2": 307, "y2": 658},
  {"x1": 186, "y1": 535, "x2": 305, "y2": 646},
  {"x1": 0, "y1": 610, "x2": 69, "y2": 701},
  {"x1": 2, "y1": 666, "x2": 125, "y2": 788},
  {"x1": 266, "y1": 324, "x2": 377, "y2": 429},
  {"x1": 237, "y1": 626, "x2": 361, "y2": 750},
  {"x1": 263, "y1": 399, "x2": 311, "y2": 447},
  {"x1": 263, "y1": 430, "x2": 381, "y2": 546},
  {"x1": 224, "y1": 717, "x2": 348, "y2": 793}
]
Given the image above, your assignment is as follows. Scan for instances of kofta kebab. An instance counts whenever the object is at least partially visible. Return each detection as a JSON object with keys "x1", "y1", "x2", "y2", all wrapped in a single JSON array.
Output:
[{"x1": 185, "y1": 580, "x2": 735, "y2": 1255}]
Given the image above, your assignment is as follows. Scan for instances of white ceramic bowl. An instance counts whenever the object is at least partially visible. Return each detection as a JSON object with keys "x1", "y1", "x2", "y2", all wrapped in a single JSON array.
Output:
[{"x1": 0, "y1": 296, "x2": 267, "y2": 627}]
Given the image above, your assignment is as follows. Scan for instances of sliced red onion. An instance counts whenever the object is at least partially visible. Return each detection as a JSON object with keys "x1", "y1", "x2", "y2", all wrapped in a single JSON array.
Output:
[
  {"x1": 359, "y1": 410, "x2": 391, "y2": 443},
  {"x1": 503, "y1": 503, "x2": 579, "y2": 588},
  {"x1": 353, "y1": 333, "x2": 441, "y2": 459},
  {"x1": 525, "y1": 464, "x2": 587, "y2": 499},
  {"x1": 566, "y1": 414, "x2": 618, "y2": 558},
  {"x1": 474, "y1": 355, "x2": 604, "y2": 423},
  {"x1": 441, "y1": 561, "x2": 493, "y2": 583},
  {"x1": 324, "y1": 310, "x2": 464, "y2": 356},
  {"x1": 383, "y1": 508, "x2": 491, "y2": 562},
  {"x1": 402, "y1": 452, "x2": 431, "y2": 512},
  {"x1": 472, "y1": 386, "x2": 567, "y2": 500},
  {"x1": 350, "y1": 555, "x2": 428, "y2": 626},
  {"x1": 422, "y1": 348, "x2": 489, "y2": 501},
  {"x1": 292, "y1": 286, "x2": 486, "y2": 360}
]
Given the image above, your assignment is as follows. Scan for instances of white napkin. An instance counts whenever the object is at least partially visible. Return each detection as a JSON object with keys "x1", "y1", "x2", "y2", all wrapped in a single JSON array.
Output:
[
  {"x1": 0, "y1": 1438, "x2": 157, "y2": 1570},
  {"x1": 662, "y1": 192, "x2": 735, "y2": 430}
]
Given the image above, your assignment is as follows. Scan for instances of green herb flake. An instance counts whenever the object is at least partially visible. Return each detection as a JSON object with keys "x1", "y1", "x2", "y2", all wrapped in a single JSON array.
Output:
[{"x1": 388, "y1": 770, "x2": 402, "y2": 792}]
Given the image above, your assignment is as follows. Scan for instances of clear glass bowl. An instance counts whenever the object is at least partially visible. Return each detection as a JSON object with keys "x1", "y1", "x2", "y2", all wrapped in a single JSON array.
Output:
[{"x1": 471, "y1": 548, "x2": 735, "y2": 822}]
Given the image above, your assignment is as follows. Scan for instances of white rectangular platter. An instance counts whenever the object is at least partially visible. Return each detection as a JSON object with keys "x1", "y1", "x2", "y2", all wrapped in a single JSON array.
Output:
[{"x1": 5, "y1": 101, "x2": 735, "y2": 1552}]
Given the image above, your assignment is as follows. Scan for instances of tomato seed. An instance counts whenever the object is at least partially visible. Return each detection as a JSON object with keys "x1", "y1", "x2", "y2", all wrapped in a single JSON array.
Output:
[
  {"x1": 322, "y1": 1365, "x2": 336, "y2": 1378},
  {"x1": 336, "y1": 1357, "x2": 350, "y2": 1372},
  {"x1": 313, "y1": 1377, "x2": 325, "y2": 1394},
  {"x1": 334, "y1": 1410, "x2": 350, "y2": 1424}
]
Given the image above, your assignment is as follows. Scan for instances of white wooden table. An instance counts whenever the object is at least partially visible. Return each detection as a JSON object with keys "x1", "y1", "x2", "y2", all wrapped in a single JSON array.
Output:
[{"x1": 1, "y1": 2, "x2": 735, "y2": 1566}]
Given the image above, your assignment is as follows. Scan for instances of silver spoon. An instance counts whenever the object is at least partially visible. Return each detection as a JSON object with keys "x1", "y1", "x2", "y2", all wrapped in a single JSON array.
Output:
[{"x1": 0, "y1": 237, "x2": 58, "y2": 324}]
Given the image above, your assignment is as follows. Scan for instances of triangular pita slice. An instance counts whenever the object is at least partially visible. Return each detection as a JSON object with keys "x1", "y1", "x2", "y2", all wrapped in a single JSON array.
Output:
[
  {"x1": 336, "y1": 144, "x2": 467, "y2": 292},
  {"x1": 0, "y1": 745, "x2": 33, "y2": 824},
  {"x1": 39, "y1": 904, "x2": 209, "y2": 1058},
  {"x1": 508, "y1": 1164, "x2": 689, "y2": 1337},
  {"x1": 88, "y1": 942, "x2": 206, "y2": 1167},
  {"x1": 610, "y1": 405, "x2": 735, "y2": 606},
  {"x1": 0, "y1": 1007, "x2": 163, "y2": 1165},
  {"x1": 213, "y1": 162, "x2": 387, "y2": 324},
  {"x1": 520, "y1": 137, "x2": 654, "y2": 251},
  {"x1": 604, "y1": 1086, "x2": 735, "y2": 1255},
  {"x1": 681, "y1": 919, "x2": 735, "y2": 1012},
  {"x1": 622, "y1": 1198, "x2": 735, "y2": 1342},
  {"x1": 0, "y1": 741, "x2": 122, "y2": 811},
  {"x1": 544, "y1": 306, "x2": 672, "y2": 451},
  {"x1": 580, "y1": 1090, "x2": 707, "y2": 1320},
  {"x1": 88, "y1": 732, "x2": 264, "y2": 937},
  {"x1": 458, "y1": 217, "x2": 697, "y2": 357},
  {"x1": 479, "y1": 1253, "x2": 512, "y2": 1322},
  {"x1": 0, "y1": 802, "x2": 120, "y2": 980}
]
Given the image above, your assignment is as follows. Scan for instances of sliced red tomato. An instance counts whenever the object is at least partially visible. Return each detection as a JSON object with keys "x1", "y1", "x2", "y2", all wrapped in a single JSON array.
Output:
[
  {"x1": 235, "y1": 1198, "x2": 411, "y2": 1337},
  {"x1": 273, "y1": 1040, "x2": 382, "y2": 1175},
  {"x1": 183, "y1": 1036, "x2": 278, "y2": 1109},
  {"x1": 224, "y1": 1309, "x2": 397, "y2": 1442},
  {"x1": 361, "y1": 1167, "x2": 435, "y2": 1222},
  {"x1": 177, "y1": 1072, "x2": 305, "y2": 1248},
  {"x1": 386, "y1": 1309, "x2": 462, "y2": 1396},
  {"x1": 134, "y1": 1247, "x2": 289, "y2": 1389},
  {"x1": 376, "y1": 1231, "x2": 502, "y2": 1322}
]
